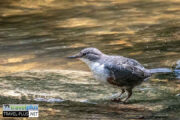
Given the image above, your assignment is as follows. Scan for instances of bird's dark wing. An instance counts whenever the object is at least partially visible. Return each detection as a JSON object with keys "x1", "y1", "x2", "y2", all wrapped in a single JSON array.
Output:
[{"x1": 104, "y1": 59, "x2": 150, "y2": 87}]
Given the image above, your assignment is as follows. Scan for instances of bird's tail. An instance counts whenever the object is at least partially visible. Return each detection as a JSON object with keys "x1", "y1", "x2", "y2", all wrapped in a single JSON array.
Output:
[
  {"x1": 150, "y1": 68, "x2": 172, "y2": 74},
  {"x1": 143, "y1": 68, "x2": 172, "y2": 82}
]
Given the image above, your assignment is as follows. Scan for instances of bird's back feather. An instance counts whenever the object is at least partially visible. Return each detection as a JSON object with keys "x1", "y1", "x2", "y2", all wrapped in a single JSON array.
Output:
[{"x1": 102, "y1": 55, "x2": 151, "y2": 88}]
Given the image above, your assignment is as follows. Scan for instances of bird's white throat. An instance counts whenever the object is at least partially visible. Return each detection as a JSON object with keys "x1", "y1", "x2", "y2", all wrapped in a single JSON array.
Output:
[{"x1": 79, "y1": 58, "x2": 109, "y2": 83}]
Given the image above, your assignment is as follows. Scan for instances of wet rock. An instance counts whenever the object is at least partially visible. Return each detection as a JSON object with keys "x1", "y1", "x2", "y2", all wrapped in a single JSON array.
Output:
[
  {"x1": 175, "y1": 60, "x2": 180, "y2": 69},
  {"x1": 174, "y1": 60, "x2": 180, "y2": 79},
  {"x1": 176, "y1": 93, "x2": 180, "y2": 97},
  {"x1": 0, "y1": 69, "x2": 180, "y2": 120}
]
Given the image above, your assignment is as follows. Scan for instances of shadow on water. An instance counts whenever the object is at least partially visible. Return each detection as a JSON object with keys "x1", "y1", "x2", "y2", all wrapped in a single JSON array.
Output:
[{"x1": 0, "y1": 0, "x2": 180, "y2": 119}]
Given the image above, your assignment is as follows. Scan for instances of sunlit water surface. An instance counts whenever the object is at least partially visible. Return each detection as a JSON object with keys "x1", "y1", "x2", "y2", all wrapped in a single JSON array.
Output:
[{"x1": 0, "y1": 0, "x2": 180, "y2": 119}]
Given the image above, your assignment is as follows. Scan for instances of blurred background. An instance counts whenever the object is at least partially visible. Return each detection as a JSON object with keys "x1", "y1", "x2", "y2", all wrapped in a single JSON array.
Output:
[
  {"x1": 0, "y1": 0, "x2": 180, "y2": 120},
  {"x1": 0, "y1": 0, "x2": 180, "y2": 73}
]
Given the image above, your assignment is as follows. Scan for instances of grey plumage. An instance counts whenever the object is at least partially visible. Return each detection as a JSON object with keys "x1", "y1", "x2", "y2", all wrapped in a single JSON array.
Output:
[
  {"x1": 101, "y1": 55, "x2": 151, "y2": 87},
  {"x1": 67, "y1": 47, "x2": 163, "y2": 103}
]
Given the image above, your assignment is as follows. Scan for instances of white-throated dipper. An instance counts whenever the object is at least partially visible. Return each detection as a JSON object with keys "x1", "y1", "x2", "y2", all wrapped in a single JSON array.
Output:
[{"x1": 67, "y1": 47, "x2": 170, "y2": 103}]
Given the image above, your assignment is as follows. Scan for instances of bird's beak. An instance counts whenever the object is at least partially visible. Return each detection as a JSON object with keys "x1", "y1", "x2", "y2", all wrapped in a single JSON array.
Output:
[{"x1": 67, "y1": 53, "x2": 82, "y2": 59}]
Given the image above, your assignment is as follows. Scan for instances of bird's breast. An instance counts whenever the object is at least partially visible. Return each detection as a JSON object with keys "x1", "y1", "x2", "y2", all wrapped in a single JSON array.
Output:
[{"x1": 88, "y1": 62, "x2": 109, "y2": 83}]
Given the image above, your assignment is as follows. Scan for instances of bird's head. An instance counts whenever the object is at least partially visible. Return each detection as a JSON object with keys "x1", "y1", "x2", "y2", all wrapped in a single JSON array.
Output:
[{"x1": 67, "y1": 48, "x2": 103, "y2": 64}]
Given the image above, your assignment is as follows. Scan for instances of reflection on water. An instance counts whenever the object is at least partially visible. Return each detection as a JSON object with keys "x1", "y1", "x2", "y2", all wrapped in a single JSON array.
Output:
[
  {"x1": 0, "y1": 0, "x2": 180, "y2": 119},
  {"x1": 0, "y1": 0, "x2": 180, "y2": 72}
]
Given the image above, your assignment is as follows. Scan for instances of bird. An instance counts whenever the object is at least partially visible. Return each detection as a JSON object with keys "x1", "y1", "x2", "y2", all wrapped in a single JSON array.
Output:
[{"x1": 67, "y1": 47, "x2": 170, "y2": 103}]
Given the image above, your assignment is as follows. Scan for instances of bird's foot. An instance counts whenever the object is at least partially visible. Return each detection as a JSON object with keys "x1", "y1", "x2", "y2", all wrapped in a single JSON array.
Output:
[
  {"x1": 111, "y1": 98, "x2": 122, "y2": 102},
  {"x1": 111, "y1": 98, "x2": 129, "y2": 104},
  {"x1": 122, "y1": 100, "x2": 128, "y2": 104},
  {"x1": 120, "y1": 98, "x2": 129, "y2": 104}
]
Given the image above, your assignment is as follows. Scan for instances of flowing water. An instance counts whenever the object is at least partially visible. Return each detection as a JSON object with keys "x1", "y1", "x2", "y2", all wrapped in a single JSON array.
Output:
[{"x1": 0, "y1": 0, "x2": 180, "y2": 119}]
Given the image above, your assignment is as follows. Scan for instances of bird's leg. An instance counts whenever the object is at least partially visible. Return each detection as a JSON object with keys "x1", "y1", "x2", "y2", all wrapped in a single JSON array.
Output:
[
  {"x1": 122, "y1": 88, "x2": 132, "y2": 103},
  {"x1": 119, "y1": 89, "x2": 125, "y2": 98},
  {"x1": 111, "y1": 89, "x2": 125, "y2": 102}
]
